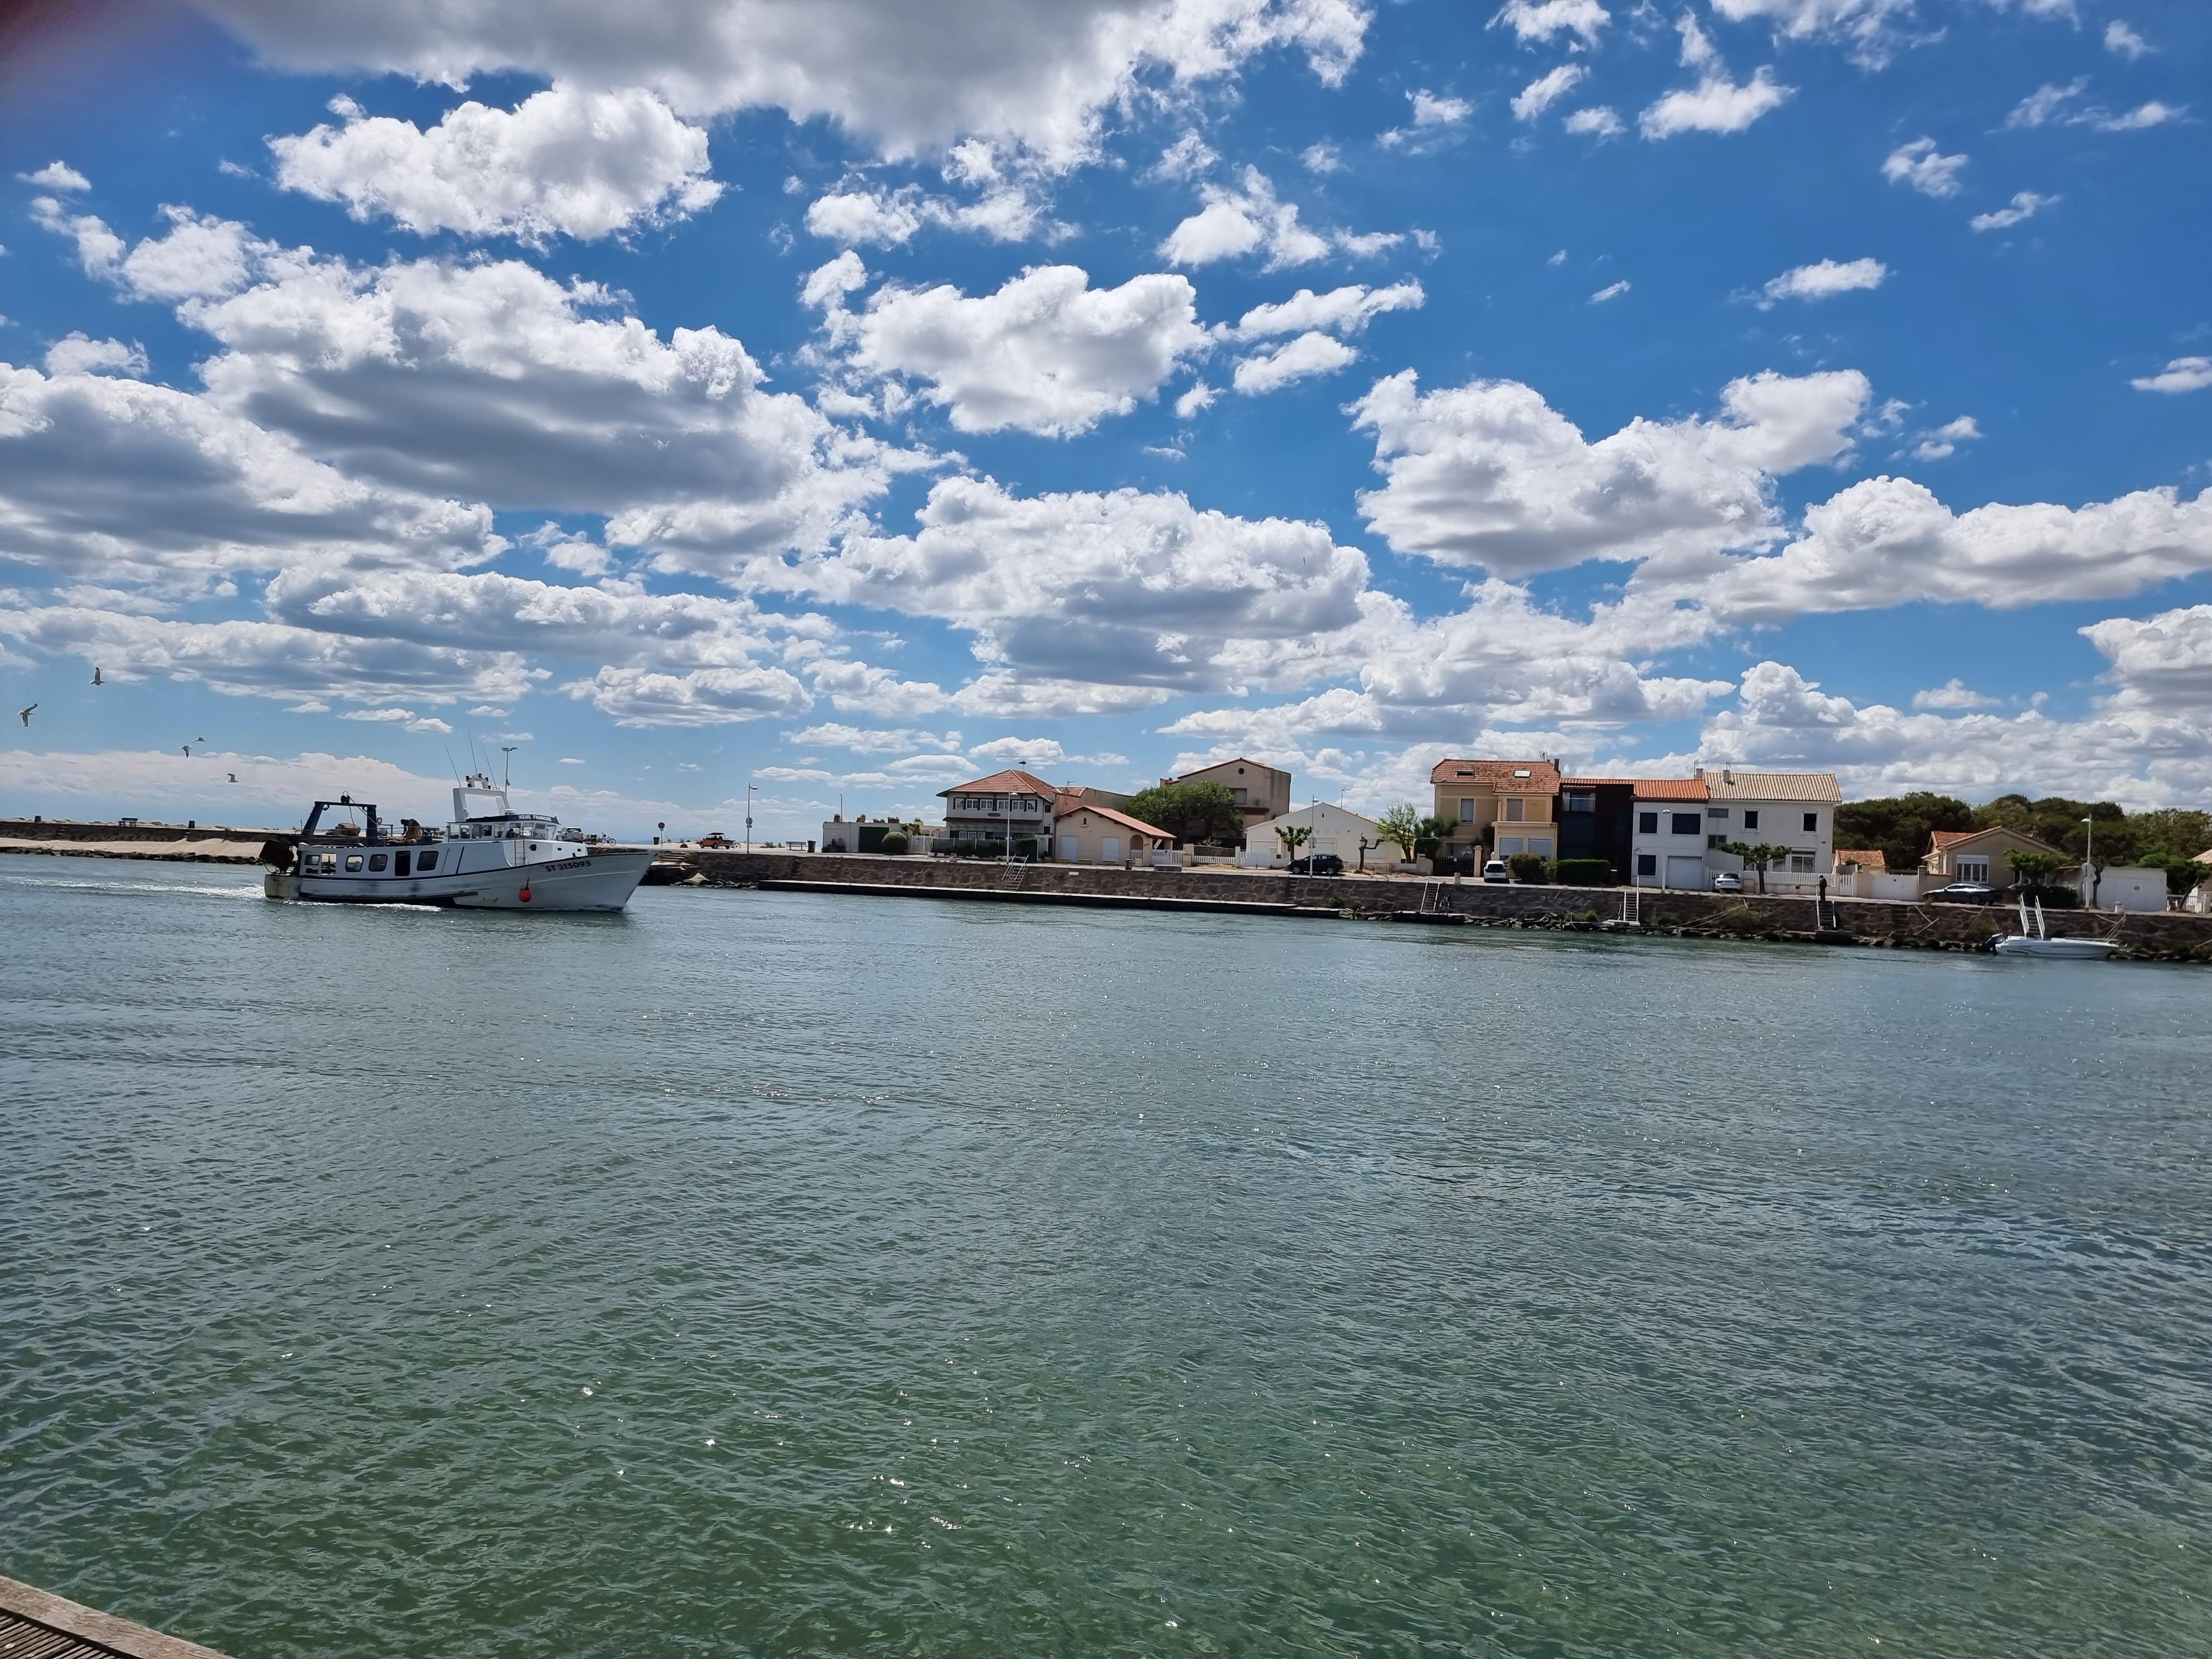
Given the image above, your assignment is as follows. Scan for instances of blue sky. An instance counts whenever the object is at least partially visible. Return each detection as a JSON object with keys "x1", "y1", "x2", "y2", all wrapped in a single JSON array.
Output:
[{"x1": 2, "y1": 0, "x2": 2208, "y2": 838}]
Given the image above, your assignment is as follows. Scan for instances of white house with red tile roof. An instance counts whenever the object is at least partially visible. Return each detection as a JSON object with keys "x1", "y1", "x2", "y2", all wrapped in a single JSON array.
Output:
[{"x1": 938, "y1": 769, "x2": 1058, "y2": 856}]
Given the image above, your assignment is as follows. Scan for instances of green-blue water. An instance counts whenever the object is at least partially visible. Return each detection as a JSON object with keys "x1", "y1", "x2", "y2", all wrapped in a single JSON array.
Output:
[{"x1": 2, "y1": 855, "x2": 2205, "y2": 1657}]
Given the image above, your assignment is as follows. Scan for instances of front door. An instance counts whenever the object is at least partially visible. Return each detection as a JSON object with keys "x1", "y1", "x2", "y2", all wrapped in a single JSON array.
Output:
[{"x1": 1058, "y1": 834, "x2": 1077, "y2": 862}]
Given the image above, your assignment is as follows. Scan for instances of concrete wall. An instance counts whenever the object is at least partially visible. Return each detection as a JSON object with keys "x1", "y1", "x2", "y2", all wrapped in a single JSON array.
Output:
[{"x1": 659, "y1": 849, "x2": 2212, "y2": 962}]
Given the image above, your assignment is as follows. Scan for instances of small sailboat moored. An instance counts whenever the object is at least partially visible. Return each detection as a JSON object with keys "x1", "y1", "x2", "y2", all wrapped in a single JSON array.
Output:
[
  {"x1": 1991, "y1": 895, "x2": 2120, "y2": 960},
  {"x1": 263, "y1": 775, "x2": 651, "y2": 912}
]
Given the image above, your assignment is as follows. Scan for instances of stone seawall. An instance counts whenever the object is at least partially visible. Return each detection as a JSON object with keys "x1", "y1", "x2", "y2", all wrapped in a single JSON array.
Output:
[{"x1": 664, "y1": 850, "x2": 2212, "y2": 963}]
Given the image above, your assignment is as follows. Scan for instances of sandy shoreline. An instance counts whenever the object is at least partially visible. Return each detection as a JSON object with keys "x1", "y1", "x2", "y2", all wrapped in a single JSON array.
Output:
[{"x1": 0, "y1": 836, "x2": 268, "y2": 864}]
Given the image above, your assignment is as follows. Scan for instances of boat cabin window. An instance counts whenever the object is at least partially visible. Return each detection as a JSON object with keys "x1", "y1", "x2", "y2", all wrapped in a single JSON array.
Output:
[
  {"x1": 394, "y1": 851, "x2": 411, "y2": 877},
  {"x1": 344, "y1": 853, "x2": 364, "y2": 873},
  {"x1": 368, "y1": 853, "x2": 388, "y2": 872},
  {"x1": 416, "y1": 850, "x2": 437, "y2": 872}
]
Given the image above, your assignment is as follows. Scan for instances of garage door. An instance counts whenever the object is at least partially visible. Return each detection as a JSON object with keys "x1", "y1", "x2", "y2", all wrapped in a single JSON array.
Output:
[
  {"x1": 1059, "y1": 835, "x2": 1078, "y2": 861},
  {"x1": 1665, "y1": 855, "x2": 1704, "y2": 890},
  {"x1": 1102, "y1": 836, "x2": 1120, "y2": 862}
]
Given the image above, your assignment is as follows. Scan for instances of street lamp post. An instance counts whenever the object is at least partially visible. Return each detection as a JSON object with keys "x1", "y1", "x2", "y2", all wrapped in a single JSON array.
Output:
[
  {"x1": 746, "y1": 782, "x2": 758, "y2": 851},
  {"x1": 2082, "y1": 815, "x2": 2096, "y2": 907}
]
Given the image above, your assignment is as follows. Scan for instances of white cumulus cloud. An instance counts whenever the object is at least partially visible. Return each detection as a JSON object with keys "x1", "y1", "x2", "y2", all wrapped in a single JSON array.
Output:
[
  {"x1": 1969, "y1": 191, "x2": 2056, "y2": 233},
  {"x1": 1233, "y1": 331, "x2": 1358, "y2": 395},
  {"x1": 1351, "y1": 366, "x2": 1870, "y2": 578},
  {"x1": 2132, "y1": 357, "x2": 2212, "y2": 395},
  {"x1": 1758, "y1": 257, "x2": 1887, "y2": 306},
  {"x1": 1490, "y1": 1, "x2": 1610, "y2": 47},
  {"x1": 834, "y1": 263, "x2": 1206, "y2": 436},
  {"x1": 1512, "y1": 65, "x2": 1588, "y2": 123},
  {"x1": 1881, "y1": 137, "x2": 1965, "y2": 199},
  {"x1": 269, "y1": 85, "x2": 723, "y2": 242}
]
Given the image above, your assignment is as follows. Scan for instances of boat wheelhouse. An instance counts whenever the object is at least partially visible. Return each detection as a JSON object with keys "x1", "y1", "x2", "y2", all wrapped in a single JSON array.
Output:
[{"x1": 263, "y1": 775, "x2": 650, "y2": 911}]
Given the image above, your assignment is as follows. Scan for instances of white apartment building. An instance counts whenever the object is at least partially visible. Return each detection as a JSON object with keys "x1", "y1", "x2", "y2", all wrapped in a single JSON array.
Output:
[
  {"x1": 1629, "y1": 769, "x2": 1841, "y2": 890},
  {"x1": 1703, "y1": 770, "x2": 1839, "y2": 888}
]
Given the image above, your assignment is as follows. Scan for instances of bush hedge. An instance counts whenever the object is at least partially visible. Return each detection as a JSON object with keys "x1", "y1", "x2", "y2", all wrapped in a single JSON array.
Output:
[
  {"x1": 878, "y1": 831, "x2": 909, "y2": 855},
  {"x1": 1552, "y1": 858, "x2": 1615, "y2": 888},
  {"x1": 1507, "y1": 853, "x2": 1548, "y2": 883}
]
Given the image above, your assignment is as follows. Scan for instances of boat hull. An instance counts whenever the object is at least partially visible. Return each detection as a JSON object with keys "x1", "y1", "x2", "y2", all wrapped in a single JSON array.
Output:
[
  {"x1": 264, "y1": 849, "x2": 653, "y2": 912},
  {"x1": 1992, "y1": 935, "x2": 2119, "y2": 959}
]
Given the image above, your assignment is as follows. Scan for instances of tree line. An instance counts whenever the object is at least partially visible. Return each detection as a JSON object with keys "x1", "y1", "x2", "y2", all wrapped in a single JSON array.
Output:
[{"x1": 1836, "y1": 792, "x2": 2211, "y2": 893}]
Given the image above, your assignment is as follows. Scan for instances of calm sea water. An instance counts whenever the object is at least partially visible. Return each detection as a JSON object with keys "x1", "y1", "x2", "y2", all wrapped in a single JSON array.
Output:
[{"x1": 1, "y1": 854, "x2": 2206, "y2": 1658}]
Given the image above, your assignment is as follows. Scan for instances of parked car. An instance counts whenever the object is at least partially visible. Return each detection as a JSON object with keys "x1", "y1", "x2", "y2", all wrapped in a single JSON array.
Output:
[
  {"x1": 1711, "y1": 872, "x2": 1743, "y2": 892},
  {"x1": 1481, "y1": 858, "x2": 1511, "y2": 884},
  {"x1": 1924, "y1": 881, "x2": 1999, "y2": 903},
  {"x1": 1288, "y1": 853, "x2": 1344, "y2": 876}
]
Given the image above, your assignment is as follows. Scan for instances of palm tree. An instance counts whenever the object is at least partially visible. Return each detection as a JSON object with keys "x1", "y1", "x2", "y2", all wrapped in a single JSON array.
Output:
[
  {"x1": 1719, "y1": 840, "x2": 1791, "y2": 894},
  {"x1": 1275, "y1": 823, "x2": 1312, "y2": 868}
]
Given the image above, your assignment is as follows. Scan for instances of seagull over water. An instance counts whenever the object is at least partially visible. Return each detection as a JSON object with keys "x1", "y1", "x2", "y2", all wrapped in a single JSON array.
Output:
[{"x1": 17, "y1": 704, "x2": 33, "y2": 727}]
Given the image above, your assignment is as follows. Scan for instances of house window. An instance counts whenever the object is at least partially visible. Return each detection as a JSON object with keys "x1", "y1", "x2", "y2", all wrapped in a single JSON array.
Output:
[
  {"x1": 1671, "y1": 812, "x2": 1702, "y2": 836},
  {"x1": 1743, "y1": 809, "x2": 1759, "y2": 831},
  {"x1": 1803, "y1": 812, "x2": 1819, "y2": 833},
  {"x1": 1708, "y1": 834, "x2": 1728, "y2": 850},
  {"x1": 1637, "y1": 853, "x2": 1657, "y2": 877},
  {"x1": 1504, "y1": 797, "x2": 1526, "y2": 822},
  {"x1": 1707, "y1": 806, "x2": 1730, "y2": 820},
  {"x1": 1459, "y1": 796, "x2": 1474, "y2": 822},
  {"x1": 1957, "y1": 858, "x2": 1989, "y2": 882},
  {"x1": 1564, "y1": 790, "x2": 1593, "y2": 812},
  {"x1": 1528, "y1": 838, "x2": 1552, "y2": 857},
  {"x1": 1499, "y1": 837, "x2": 1524, "y2": 854},
  {"x1": 1790, "y1": 853, "x2": 1815, "y2": 873},
  {"x1": 1639, "y1": 811, "x2": 1658, "y2": 834}
]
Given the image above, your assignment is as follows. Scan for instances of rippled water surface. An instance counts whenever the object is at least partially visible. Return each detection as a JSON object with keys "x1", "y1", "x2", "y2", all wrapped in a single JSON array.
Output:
[{"x1": 2, "y1": 855, "x2": 2207, "y2": 1657}]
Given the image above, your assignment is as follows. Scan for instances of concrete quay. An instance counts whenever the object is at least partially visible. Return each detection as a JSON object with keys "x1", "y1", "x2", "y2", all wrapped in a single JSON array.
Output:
[{"x1": 660, "y1": 848, "x2": 2212, "y2": 963}]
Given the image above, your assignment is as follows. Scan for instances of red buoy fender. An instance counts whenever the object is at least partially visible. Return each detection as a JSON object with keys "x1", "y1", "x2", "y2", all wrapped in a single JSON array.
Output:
[{"x1": 518, "y1": 887, "x2": 532, "y2": 902}]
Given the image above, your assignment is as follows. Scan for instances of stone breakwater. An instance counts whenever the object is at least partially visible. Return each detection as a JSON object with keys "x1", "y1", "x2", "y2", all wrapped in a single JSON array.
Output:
[{"x1": 666, "y1": 849, "x2": 2212, "y2": 964}]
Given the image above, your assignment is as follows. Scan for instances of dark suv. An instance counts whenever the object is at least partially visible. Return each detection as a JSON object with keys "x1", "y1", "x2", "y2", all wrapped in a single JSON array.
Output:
[{"x1": 1288, "y1": 853, "x2": 1344, "y2": 876}]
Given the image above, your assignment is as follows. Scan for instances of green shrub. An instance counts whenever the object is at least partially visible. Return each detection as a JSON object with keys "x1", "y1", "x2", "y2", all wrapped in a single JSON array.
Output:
[
  {"x1": 1013, "y1": 837, "x2": 1038, "y2": 857},
  {"x1": 2015, "y1": 883, "x2": 2079, "y2": 910},
  {"x1": 1507, "y1": 853, "x2": 1548, "y2": 883},
  {"x1": 878, "y1": 831, "x2": 909, "y2": 855},
  {"x1": 1552, "y1": 858, "x2": 1614, "y2": 888}
]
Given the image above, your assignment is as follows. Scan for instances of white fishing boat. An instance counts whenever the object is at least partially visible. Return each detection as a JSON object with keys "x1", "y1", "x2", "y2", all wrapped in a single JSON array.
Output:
[
  {"x1": 263, "y1": 775, "x2": 651, "y2": 911},
  {"x1": 1992, "y1": 895, "x2": 2119, "y2": 960}
]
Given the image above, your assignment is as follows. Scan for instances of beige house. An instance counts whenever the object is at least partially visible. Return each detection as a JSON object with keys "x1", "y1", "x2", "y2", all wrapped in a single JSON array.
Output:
[
  {"x1": 1165, "y1": 758, "x2": 1291, "y2": 839},
  {"x1": 1431, "y1": 758, "x2": 1562, "y2": 863},
  {"x1": 1053, "y1": 800, "x2": 1176, "y2": 866},
  {"x1": 1923, "y1": 826, "x2": 2061, "y2": 886}
]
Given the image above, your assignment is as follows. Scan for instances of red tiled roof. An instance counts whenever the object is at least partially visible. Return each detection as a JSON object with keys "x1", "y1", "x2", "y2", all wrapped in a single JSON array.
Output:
[
  {"x1": 941, "y1": 768, "x2": 1056, "y2": 800},
  {"x1": 1834, "y1": 849, "x2": 1887, "y2": 870},
  {"x1": 1632, "y1": 778, "x2": 1709, "y2": 801},
  {"x1": 1429, "y1": 758, "x2": 1561, "y2": 792}
]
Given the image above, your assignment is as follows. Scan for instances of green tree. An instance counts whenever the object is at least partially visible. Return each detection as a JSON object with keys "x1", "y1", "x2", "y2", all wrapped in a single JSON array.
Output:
[
  {"x1": 1275, "y1": 822, "x2": 1312, "y2": 867},
  {"x1": 1835, "y1": 792, "x2": 1975, "y2": 875},
  {"x1": 1377, "y1": 802, "x2": 1423, "y2": 865},
  {"x1": 2004, "y1": 849, "x2": 2062, "y2": 889},
  {"x1": 1719, "y1": 841, "x2": 1793, "y2": 895},
  {"x1": 1415, "y1": 813, "x2": 1458, "y2": 860},
  {"x1": 1123, "y1": 780, "x2": 1245, "y2": 846}
]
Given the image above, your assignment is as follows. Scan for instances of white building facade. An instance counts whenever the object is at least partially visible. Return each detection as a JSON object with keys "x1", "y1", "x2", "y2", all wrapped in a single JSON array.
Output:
[
  {"x1": 1702, "y1": 770, "x2": 1840, "y2": 890},
  {"x1": 1237, "y1": 802, "x2": 1388, "y2": 868}
]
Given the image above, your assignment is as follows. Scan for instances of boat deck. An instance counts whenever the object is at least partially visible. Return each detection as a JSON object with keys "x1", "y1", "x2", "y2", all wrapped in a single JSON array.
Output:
[{"x1": 0, "y1": 1577, "x2": 229, "y2": 1659}]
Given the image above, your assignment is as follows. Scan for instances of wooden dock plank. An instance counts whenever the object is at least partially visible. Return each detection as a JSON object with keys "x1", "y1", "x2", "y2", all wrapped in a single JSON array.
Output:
[{"x1": 0, "y1": 1581, "x2": 229, "y2": 1659}]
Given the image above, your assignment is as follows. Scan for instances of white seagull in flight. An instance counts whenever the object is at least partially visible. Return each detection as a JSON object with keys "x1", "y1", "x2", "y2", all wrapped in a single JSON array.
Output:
[{"x1": 17, "y1": 703, "x2": 33, "y2": 727}]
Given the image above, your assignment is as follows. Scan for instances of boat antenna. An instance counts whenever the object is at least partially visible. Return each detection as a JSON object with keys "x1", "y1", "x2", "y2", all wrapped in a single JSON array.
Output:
[
  {"x1": 444, "y1": 745, "x2": 462, "y2": 784},
  {"x1": 500, "y1": 744, "x2": 517, "y2": 788}
]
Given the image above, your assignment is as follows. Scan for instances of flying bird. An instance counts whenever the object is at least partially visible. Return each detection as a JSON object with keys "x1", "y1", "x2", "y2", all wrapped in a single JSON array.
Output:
[
  {"x1": 180, "y1": 743, "x2": 191, "y2": 757},
  {"x1": 17, "y1": 704, "x2": 33, "y2": 727},
  {"x1": 91, "y1": 666, "x2": 104, "y2": 686},
  {"x1": 227, "y1": 772, "x2": 238, "y2": 783}
]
